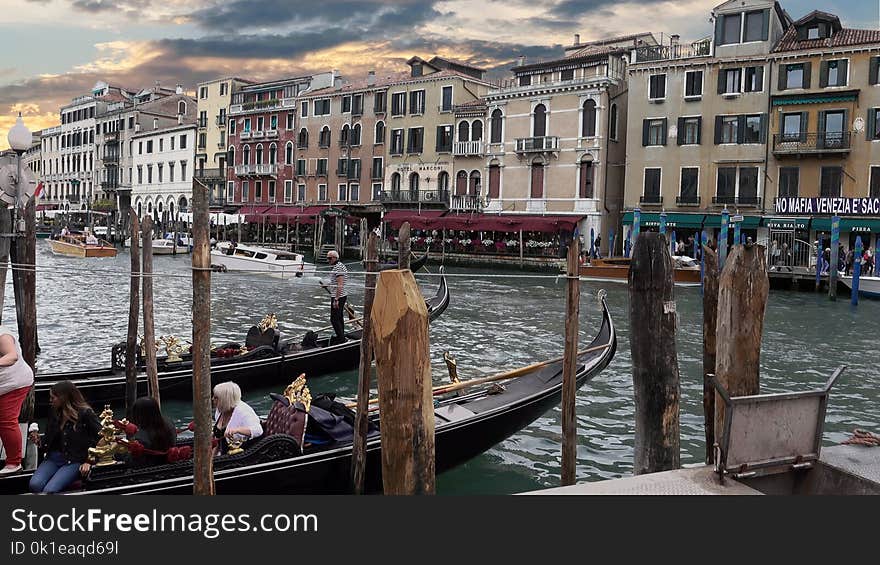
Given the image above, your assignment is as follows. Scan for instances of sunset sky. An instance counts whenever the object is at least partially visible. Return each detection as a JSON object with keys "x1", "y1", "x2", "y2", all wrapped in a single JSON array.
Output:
[{"x1": 1, "y1": 0, "x2": 877, "y2": 148}]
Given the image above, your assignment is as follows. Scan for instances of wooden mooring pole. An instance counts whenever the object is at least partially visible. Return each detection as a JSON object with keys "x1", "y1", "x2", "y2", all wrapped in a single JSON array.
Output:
[
  {"x1": 351, "y1": 232, "x2": 378, "y2": 494},
  {"x1": 629, "y1": 232, "x2": 680, "y2": 474},
  {"x1": 192, "y1": 179, "x2": 215, "y2": 495},
  {"x1": 371, "y1": 269, "x2": 435, "y2": 495},
  {"x1": 126, "y1": 209, "x2": 141, "y2": 415},
  {"x1": 714, "y1": 243, "x2": 768, "y2": 441},
  {"x1": 701, "y1": 245, "x2": 719, "y2": 464},
  {"x1": 398, "y1": 221, "x2": 411, "y2": 270},
  {"x1": 829, "y1": 216, "x2": 840, "y2": 301},
  {"x1": 141, "y1": 216, "x2": 159, "y2": 405},
  {"x1": 561, "y1": 236, "x2": 580, "y2": 485}
]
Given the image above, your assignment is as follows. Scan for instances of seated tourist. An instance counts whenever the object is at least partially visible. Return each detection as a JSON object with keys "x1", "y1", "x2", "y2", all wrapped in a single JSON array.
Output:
[
  {"x1": 29, "y1": 381, "x2": 101, "y2": 494},
  {"x1": 212, "y1": 381, "x2": 263, "y2": 455},
  {"x1": 84, "y1": 230, "x2": 99, "y2": 245},
  {"x1": 127, "y1": 397, "x2": 176, "y2": 467}
]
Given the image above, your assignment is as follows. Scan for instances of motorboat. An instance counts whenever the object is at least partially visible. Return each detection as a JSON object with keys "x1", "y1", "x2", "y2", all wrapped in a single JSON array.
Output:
[
  {"x1": 48, "y1": 234, "x2": 117, "y2": 258},
  {"x1": 211, "y1": 242, "x2": 316, "y2": 279},
  {"x1": 839, "y1": 273, "x2": 880, "y2": 298},
  {"x1": 579, "y1": 255, "x2": 701, "y2": 286}
]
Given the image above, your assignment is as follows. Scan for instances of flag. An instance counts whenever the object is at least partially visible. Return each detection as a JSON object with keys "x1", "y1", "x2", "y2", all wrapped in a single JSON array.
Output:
[{"x1": 34, "y1": 182, "x2": 44, "y2": 200}]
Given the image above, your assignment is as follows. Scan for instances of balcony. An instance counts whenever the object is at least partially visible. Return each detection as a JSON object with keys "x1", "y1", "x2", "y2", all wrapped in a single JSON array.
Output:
[
  {"x1": 737, "y1": 196, "x2": 760, "y2": 207},
  {"x1": 371, "y1": 170, "x2": 384, "y2": 181},
  {"x1": 379, "y1": 190, "x2": 450, "y2": 205},
  {"x1": 216, "y1": 116, "x2": 227, "y2": 127},
  {"x1": 450, "y1": 194, "x2": 482, "y2": 211},
  {"x1": 240, "y1": 131, "x2": 252, "y2": 140},
  {"x1": 100, "y1": 181, "x2": 118, "y2": 191},
  {"x1": 250, "y1": 130, "x2": 265, "y2": 139},
  {"x1": 676, "y1": 195, "x2": 701, "y2": 206},
  {"x1": 712, "y1": 195, "x2": 736, "y2": 205},
  {"x1": 197, "y1": 118, "x2": 208, "y2": 129},
  {"x1": 235, "y1": 164, "x2": 277, "y2": 176},
  {"x1": 229, "y1": 99, "x2": 281, "y2": 115},
  {"x1": 195, "y1": 168, "x2": 225, "y2": 181},
  {"x1": 453, "y1": 141, "x2": 484, "y2": 156},
  {"x1": 632, "y1": 39, "x2": 712, "y2": 63},
  {"x1": 104, "y1": 131, "x2": 119, "y2": 143},
  {"x1": 265, "y1": 129, "x2": 278, "y2": 139},
  {"x1": 640, "y1": 194, "x2": 663, "y2": 205},
  {"x1": 103, "y1": 154, "x2": 119, "y2": 164},
  {"x1": 515, "y1": 136, "x2": 559, "y2": 153},
  {"x1": 772, "y1": 132, "x2": 852, "y2": 156}
]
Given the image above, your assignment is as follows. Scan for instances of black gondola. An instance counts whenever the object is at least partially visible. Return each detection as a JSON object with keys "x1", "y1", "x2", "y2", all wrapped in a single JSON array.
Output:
[
  {"x1": 379, "y1": 252, "x2": 428, "y2": 272},
  {"x1": 29, "y1": 270, "x2": 450, "y2": 417},
  {"x1": 0, "y1": 293, "x2": 615, "y2": 495}
]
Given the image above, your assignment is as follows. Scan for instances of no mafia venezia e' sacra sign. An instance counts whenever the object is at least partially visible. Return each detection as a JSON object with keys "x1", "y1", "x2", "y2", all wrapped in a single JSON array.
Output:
[{"x1": 774, "y1": 197, "x2": 880, "y2": 216}]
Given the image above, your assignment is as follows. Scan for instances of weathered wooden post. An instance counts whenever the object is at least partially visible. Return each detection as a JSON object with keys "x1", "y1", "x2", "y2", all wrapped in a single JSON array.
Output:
[
  {"x1": 192, "y1": 179, "x2": 215, "y2": 495},
  {"x1": 126, "y1": 209, "x2": 141, "y2": 415},
  {"x1": 0, "y1": 207, "x2": 10, "y2": 323},
  {"x1": 561, "y1": 235, "x2": 580, "y2": 485},
  {"x1": 851, "y1": 235, "x2": 862, "y2": 306},
  {"x1": 351, "y1": 232, "x2": 378, "y2": 494},
  {"x1": 11, "y1": 197, "x2": 37, "y2": 369},
  {"x1": 370, "y1": 269, "x2": 435, "y2": 495},
  {"x1": 629, "y1": 232, "x2": 679, "y2": 474},
  {"x1": 701, "y1": 245, "x2": 719, "y2": 464},
  {"x1": 714, "y1": 243, "x2": 769, "y2": 440},
  {"x1": 398, "y1": 221, "x2": 411, "y2": 270},
  {"x1": 141, "y1": 216, "x2": 159, "y2": 405},
  {"x1": 829, "y1": 216, "x2": 840, "y2": 301}
]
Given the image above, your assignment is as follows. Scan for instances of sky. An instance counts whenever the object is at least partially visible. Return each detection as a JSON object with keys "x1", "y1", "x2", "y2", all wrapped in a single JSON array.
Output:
[{"x1": 0, "y1": 0, "x2": 877, "y2": 149}]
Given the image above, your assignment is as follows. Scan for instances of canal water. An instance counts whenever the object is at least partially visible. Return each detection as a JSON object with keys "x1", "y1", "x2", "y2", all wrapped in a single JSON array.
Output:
[{"x1": 9, "y1": 241, "x2": 879, "y2": 494}]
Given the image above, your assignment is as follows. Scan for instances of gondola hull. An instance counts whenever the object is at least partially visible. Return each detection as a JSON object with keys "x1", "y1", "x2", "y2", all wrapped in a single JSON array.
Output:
[
  {"x1": 0, "y1": 294, "x2": 615, "y2": 496},
  {"x1": 30, "y1": 273, "x2": 449, "y2": 417}
]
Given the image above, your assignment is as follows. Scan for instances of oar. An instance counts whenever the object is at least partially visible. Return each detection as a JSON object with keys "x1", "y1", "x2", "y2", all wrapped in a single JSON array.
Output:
[{"x1": 345, "y1": 341, "x2": 614, "y2": 410}]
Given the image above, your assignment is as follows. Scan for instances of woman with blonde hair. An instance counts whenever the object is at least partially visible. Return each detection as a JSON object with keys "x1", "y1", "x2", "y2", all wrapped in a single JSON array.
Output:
[
  {"x1": 0, "y1": 326, "x2": 34, "y2": 476},
  {"x1": 212, "y1": 381, "x2": 262, "y2": 455}
]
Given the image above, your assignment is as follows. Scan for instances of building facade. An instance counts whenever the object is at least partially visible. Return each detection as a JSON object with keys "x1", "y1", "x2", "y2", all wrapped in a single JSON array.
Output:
[
  {"x1": 195, "y1": 77, "x2": 252, "y2": 207},
  {"x1": 623, "y1": 0, "x2": 791, "y2": 250},
  {"x1": 226, "y1": 72, "x2": 334, "y2": 208},
  {"x1": 131, "y1": 122, "x2": 198, "y2": 220},
  {"x1": 767, "y1": 10, "x2": 880, "y2": 254},
  {"x1": 486, "y1": 36, "x2": 640, "y2": 252}
]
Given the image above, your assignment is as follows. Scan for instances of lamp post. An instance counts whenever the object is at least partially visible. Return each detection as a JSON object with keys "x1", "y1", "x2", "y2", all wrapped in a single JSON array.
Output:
[{"x1": 8, "y1": 113, "x2": 32, "y2": 231}]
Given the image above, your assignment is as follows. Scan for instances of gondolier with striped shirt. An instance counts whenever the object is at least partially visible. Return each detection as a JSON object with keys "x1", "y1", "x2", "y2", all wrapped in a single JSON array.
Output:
[{"x1": 326, "y1": 250, "x2": 348, "y2": 342}]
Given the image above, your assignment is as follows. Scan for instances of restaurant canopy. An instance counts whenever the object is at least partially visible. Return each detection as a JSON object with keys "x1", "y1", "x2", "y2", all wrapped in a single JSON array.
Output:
[
  {"x1": 382, "y1": 211, "x2": 582, "y2": 234},
  {"x1": 382, "y1": 209, "x2": 447, "y2": 230}
]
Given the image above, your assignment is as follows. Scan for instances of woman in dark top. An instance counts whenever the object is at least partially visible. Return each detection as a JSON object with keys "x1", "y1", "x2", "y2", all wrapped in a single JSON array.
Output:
[
  {"x1": 29, "y1": 381, "x2": 101, "y2": 493},
  {"x1": 128, "y1": 397, "x2": 176, "y2": 467}
]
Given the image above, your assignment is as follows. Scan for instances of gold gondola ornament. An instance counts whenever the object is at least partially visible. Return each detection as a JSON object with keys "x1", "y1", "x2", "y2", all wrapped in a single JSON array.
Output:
[
  {"x1": 87, "y1": 405, "x2": 128, "y2": 467},
  {"x1": 283, "y1": 373, "x2": 312, "y2": 412}
]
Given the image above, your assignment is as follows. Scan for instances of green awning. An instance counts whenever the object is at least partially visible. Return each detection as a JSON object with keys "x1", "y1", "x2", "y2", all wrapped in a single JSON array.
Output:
[
  {"x1": 840, "y1": 219, "x2": 880, "y2": 233},
  {"x1": 702, "y1": 214, "x2": 761, "y2": 228},
  {"x1": 621, "y1": 212, "x2": 707, "y2": 228},
  {"x1": 812, "y1": 218, "x2": 831, "y2": 231},
  {"x1": 772, "y1": 92, "x2": 859, "y2": 106},
  {"x1": 763, "y1": 217, "x2": 810, "y2": 230}
]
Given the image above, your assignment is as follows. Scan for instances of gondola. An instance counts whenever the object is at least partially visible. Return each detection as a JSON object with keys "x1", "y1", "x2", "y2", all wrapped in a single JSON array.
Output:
[
  {"x1": 29, "y1": 270, "x2": 450, "y2": 417},
  {"x1": 379, "y1": 252, "x2": 428, "y2": 272},
  {"x1": 0, "y1": 293, "x2": 615, "y2": 495}
]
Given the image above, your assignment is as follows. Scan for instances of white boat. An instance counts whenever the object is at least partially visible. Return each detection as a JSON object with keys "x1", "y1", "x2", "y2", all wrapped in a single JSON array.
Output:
[
  {"x1": 123, "y1": 235, "x2": 192, "y2": 254},
  {"x1": 210, "y1": 242, "x2": 316, "y2": 279},
  {"x1": 839, "y1": 274, "x2": 880, "y2": 298}
]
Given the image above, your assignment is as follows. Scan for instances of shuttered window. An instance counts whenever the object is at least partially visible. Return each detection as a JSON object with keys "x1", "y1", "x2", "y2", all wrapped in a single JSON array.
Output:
[
  {"x1": 530, "y1": 163, "x2": 544, "y2": 198},
  {"x1": 579, "y1": 161, "x2": 594, "y2": 198},
  {"x1": 488, "y1": 165, "x2": 500, "y2": 199},
  {"x1": 871, "y1": 167, "x2": 880, "y2": 198}
]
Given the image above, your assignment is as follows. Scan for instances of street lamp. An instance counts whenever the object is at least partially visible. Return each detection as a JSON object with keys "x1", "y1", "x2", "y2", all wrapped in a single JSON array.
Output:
[{"x1": 7, "y1": 113, "x2": 32, "y2": 232}]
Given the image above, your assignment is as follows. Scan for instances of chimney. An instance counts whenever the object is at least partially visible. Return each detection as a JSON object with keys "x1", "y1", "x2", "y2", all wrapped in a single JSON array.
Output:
[
  {"x1": 135, "y1": 123, "x2": 141, "y2": 133},
  {"x1": 574, "y1": 33, "x2": 580, "y2": 46},
  {"x1": 178, "y1": 114, "x2": 183, "y2": 125},
  {"x1": 518, "y1": 55, "x2": 526, "y2": 67},
  {"x1": 153, "y1": 118, "x2": 158, "y2": 130},
  {"x1": 367, "y1": 70, "x2": 376, "y2": 86},
  {"x1": 670, "y1": 34, "x2": 680, "y2": 46},
  {"x1": 176, "y1": 84, "x2": 183, "y2": 95}
]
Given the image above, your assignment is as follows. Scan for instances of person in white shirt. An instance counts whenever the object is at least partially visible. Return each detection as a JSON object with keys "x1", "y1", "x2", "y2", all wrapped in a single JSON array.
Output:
[
  {"x1": 84, "y1": 229, "x2": 98, "y2": 245},
  {"x1": 212, "y1": 381, "x2": 262, "y2": 455}
]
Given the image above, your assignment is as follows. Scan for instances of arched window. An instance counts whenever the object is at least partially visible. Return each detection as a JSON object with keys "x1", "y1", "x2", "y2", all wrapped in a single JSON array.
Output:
[
  {"x1": 242, "y1": 145, "x2": 250, "y2": 165},
  {"x1": 391, "y1": 172, "x2": 401, "y2": 192},
  {"x1": 579, "y1": 159, "x2": 594, "y2": 198},
  {"x1": 269, "y1": 143, "x2": 277, "y2": 165},
  {"x1": 533, "y1": 104, "x2": 547, "y2": 137},
  {"x1": 375, "y1": 121, "x2": 385, "y2": 144},
  {"x1": 409, "y1": 172, "x2": 420, "y2": 193},
  {"x1": 582, "y1": 100, "x2": 597, "y2": 137},
  {"x1": 609, "y1": 104, "x2": 618, "y2": 141},
  {"x1": 471, "y1": 120, "x2": 483, "y2": 141},
  {"x1": 137, "y1": 202, "x2": 142, "y2": 217},
  {"x1": 469, "y1": 170, "x2": 481, "y2": 195},
  {"x1": 320, "y1": 126, "x2": 330, "y2": 147},
  {"x1": 458, "y1": 121, "x2": 470, "y2": 143},
  {"x1": 178, "y1": 196, "x2": 188, "y2": 212},
  {"x1": 256, "y1": 144, "x2": 264, "y2": 165},
  {"x1": 438, "y1": 171, "x2": 450, "y2": 194},
  {"x1": 227, "y1": 146, "x2": 235, "y2": 166},
  {"x1": 147, "y1": 201, "x2": 153, "y2": 214},
  {"x1": 455, "y1": 170, "x2": 468, "y2": 195},
  {"x1": 298, "y1": 128, "x2": 308, "y2": 148},
  {"x1": 340, "y1": 124, "x2": 350, "y2": 146},
  {"x1": 169, "y1": 200, "x2": 175, "y2": 217},
  {"x1": 530, "y1": 160, "x2": 544, "y2": 198},
  {"x1": 178, "y1": 101, "x2": 186, "y2": 115},
  {"x1": 352, "y1": 123, "x2": 361, "y2": 146},
  {"x1": 285, "y1": 142, "x2": 293, "y2": 164}
]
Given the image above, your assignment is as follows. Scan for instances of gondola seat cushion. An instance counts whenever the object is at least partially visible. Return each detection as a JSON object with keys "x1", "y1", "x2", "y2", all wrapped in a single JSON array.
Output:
[
  {"x1": 263, "y1": 398, "x2": 307, "y2": 448},
  {"x1": 246, "y1": 326, "x2": 280, "y2": 351}
]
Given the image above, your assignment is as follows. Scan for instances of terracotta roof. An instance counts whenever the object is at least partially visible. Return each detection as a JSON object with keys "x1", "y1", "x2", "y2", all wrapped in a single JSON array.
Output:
[
  {"x1": 454, "y1": 99, "x2": 487, "y2": 108},
  {"x1": 792, "y1": 10, "x2": 840, "y2": 26},
  {"x1": 428, "y1": 56, "x2": 486, "y2": 73},
  {"x1": 97, "y1": 91, "x2": 130, "y2": 103},
  {"x1": 514, "y1": 45, "x2": 620, "y2": 73},
  {"x1": 773, "y1": 26, "x2": 880, "y2": 52},
  {"x1": 303, "y1": 71, "x2": 410, "y2": 97}
]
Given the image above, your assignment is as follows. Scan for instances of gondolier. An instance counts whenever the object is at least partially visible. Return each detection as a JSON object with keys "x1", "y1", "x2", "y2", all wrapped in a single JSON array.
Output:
[{"x1": 326, "y1": 250, "x2": 348, "y2": 343}]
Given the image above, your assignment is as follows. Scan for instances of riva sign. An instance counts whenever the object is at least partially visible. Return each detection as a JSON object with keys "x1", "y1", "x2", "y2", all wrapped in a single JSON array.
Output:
[{"x1": 774, "y1": 197, "x2": 880, "y2": 216}]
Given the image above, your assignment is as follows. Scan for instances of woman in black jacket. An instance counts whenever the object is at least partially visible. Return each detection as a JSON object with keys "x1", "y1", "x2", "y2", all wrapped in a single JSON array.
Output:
[{"x1": 28, "y1": 381, "x2": 100, "y2": 493}]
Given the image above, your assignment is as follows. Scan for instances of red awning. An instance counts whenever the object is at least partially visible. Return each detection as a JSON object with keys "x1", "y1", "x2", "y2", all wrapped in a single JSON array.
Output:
[
  {"x1": 382, "y1": 209, "x2": 447, "y2": 229},
  {"x1": 36, "y1": 204, "x2": 58, "y2": 212},
  {"x1": 438, "y1": 214, "x2": 583, "y2": 234}
]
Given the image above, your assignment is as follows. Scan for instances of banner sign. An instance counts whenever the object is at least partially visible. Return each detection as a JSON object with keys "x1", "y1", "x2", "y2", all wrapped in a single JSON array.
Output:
[{"x1": 774, "y1": 197, "x2": 880, "y2": 216}]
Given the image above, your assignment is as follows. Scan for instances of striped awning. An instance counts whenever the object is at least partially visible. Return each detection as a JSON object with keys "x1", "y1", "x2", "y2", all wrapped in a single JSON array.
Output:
[{"x1": 772, "y1": 94, "x2": 858, "y2": 106}]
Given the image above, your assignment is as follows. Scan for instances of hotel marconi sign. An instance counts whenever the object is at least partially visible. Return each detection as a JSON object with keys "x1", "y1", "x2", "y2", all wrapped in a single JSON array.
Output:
[{"x1": 774, "y1": 197, "x2": 880, "y2": 216}]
